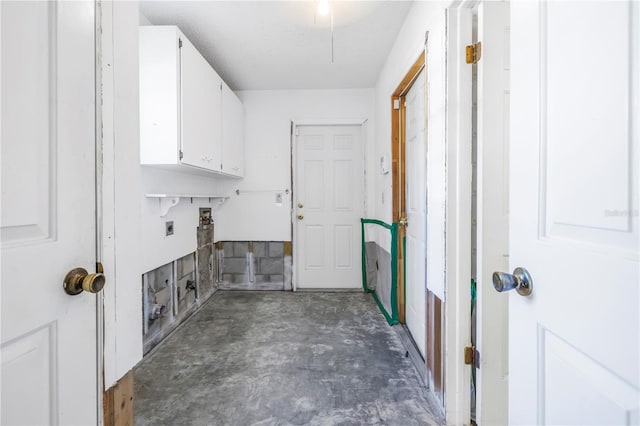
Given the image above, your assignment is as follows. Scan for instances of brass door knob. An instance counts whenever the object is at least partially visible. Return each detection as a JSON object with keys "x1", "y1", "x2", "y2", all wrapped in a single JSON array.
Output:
[
  {"x1": 63, "y1": 268, "x2": 106, "y2": 296},
  {"x1": 297, "y1": 214, "x2": 304, "y2": 220},
  {"x1": 399, "y1": 217, "x2": 408, "y2": 227}
]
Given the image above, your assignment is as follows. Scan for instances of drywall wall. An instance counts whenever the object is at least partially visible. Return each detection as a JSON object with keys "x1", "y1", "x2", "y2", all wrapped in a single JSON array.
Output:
[
  {"x1": 373, "y1": 1, "x2": 448, "y2": 300},
  {"x1": 102, "y1": 0, "x2": 143, "y2": 388},
  {"x1": 214, "y1": 89, "x2": 375, "y2": 242},
  {"x1": 140, "y1": 167, "x2": 229, "y2": 273}
]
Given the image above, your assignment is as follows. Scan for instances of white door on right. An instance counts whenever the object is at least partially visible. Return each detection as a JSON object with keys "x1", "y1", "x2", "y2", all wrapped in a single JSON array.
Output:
[
  {"x1": 405, "y1": 69, "x2": 427, "y2": 357},
  {"x1": 510, "y1": 2, "x2": 639, "y2": 424}
]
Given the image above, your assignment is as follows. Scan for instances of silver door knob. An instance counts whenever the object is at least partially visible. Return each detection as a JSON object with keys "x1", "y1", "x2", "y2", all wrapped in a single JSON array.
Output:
[{"x1": 492, "y1": 267, "x2": 533, "y2": 296}]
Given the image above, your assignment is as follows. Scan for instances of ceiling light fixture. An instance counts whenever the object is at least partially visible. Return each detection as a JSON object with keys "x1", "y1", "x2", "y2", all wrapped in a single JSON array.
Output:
[{"x1": 317, "y1": 0, "x2": 330, "y2": 16}]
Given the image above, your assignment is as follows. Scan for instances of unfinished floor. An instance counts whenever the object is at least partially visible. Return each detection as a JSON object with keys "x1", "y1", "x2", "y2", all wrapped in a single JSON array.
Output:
[{"x1": 134, "y1": 291, "x2": 442, "y2": 425}]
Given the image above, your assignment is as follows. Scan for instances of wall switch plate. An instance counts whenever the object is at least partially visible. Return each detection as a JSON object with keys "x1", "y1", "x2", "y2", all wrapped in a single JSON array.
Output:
[{"x1": 165, "y1": 221, "x2": 174, "y2": 236}]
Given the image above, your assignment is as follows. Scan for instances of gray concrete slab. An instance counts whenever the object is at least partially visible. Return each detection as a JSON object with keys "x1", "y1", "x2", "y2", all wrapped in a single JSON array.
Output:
[{"x1": 134, "y1": 291, "x2": 442, "y2": 426}]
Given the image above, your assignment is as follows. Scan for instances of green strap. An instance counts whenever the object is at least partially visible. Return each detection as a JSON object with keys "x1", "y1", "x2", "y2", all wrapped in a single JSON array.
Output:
[
  {"x1": 360, "y1": 219, "x2": 371, "y2": 293},
  {"x1": 390, "y1": 222, "x2": 399, "y2": 324},
  {"x1": 360, "y1": 218, "x2": 399, "y2": 325},
  {"x1": 361, "y1": 218, "x2": 395, "y2": 231}
]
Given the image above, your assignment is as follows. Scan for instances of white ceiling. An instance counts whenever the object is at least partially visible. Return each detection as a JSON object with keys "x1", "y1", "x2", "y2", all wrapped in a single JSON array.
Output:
[{"x1": 139, "y1": 1, "x2": 413, "y2": 90}]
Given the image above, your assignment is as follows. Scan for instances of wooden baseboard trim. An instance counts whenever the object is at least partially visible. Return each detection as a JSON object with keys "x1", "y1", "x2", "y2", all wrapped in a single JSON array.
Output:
[{"x1": 103, "y1": 369, "x2": 134, "y2": 426}]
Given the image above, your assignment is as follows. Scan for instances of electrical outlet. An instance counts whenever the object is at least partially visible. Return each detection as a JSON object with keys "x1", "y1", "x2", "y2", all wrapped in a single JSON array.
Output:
[{"x1": 165, "y1": 221, "x2": 174, "y2": 236}]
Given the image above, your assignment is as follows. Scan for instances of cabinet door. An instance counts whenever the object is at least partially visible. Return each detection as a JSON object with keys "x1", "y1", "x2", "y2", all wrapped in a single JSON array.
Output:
[
  {"x1": 221, "y1": 83, "x2": 244, "y2": 177},
  {"x1": 139, "y1": 26, "x2": 180, "y2": 165},
  {"x1": 179, "y1": 33, "x2": 222, "y2": 171}
]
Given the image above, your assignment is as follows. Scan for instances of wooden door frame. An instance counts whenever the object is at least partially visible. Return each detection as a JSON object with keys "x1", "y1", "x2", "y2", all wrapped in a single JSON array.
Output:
[
  {"x1": 391, "y1": 51, "x2": 425, "y2": 324},
  {"x1": 392, "y1": 47, "x2": 447, "y2": 411}
]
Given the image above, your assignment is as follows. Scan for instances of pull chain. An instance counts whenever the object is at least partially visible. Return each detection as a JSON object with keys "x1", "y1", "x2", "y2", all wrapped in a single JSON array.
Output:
[{"x1": 331, "y1": 9, "x2": 334, "y2": 63}]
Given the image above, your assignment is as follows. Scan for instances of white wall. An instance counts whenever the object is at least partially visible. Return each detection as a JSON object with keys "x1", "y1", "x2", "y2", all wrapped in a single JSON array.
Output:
[
  {"x1": 215, "y1": 89, "x2": 375, "y2": 242},
  {"x1": 102, "y1": 0, "x2": 144, "y2": 388},
  {"x1": 140, "y1": 167, "x2": 228, "y2": 273}
]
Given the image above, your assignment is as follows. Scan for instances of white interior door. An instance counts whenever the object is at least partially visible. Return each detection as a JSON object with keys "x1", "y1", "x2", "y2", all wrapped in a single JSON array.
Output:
[
  {"x1": 405, "y1": 69, "x2": 427, "y2": 357},
  {"x1": 1, "y1": 1, "x2": 99, "y2": 424},
  {"x1": 475, "y1": 2, "x2": 510, "y2": 424},
  {"x1": 510, "y1": 1, "x2": 639, "y2": 424},
  {"x1": 295, "y1": 125, "x2": 363, "y2": 289}
]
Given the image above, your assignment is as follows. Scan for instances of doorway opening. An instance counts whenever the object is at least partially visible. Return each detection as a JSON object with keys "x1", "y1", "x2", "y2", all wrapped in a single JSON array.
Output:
[
  {"x1": 291, "y1": 122, "x2": 366, "y2": 291},
  {"x1": 391, "y1": 49, "x2": 445, "y2": 407}
]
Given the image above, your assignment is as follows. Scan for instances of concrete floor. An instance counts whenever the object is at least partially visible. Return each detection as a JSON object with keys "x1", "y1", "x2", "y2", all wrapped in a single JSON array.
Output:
[{"x1": 134, "y1": 291, "x2": 442, "y2": 425}]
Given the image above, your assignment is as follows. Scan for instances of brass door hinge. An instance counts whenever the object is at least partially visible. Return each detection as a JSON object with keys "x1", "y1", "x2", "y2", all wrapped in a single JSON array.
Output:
[
  {"x1": 466, "y1": 42, "x2": 482, "y2": 64},
  {"x1": 464, "y1": 345, "x2": 480, "y2": 367}
]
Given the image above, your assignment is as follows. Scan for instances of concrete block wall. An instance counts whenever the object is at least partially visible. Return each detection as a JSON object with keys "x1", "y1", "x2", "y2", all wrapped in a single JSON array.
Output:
[
  {"x1": 363, "y1": 241, "x2": 393, "y2": 317},
  {"x1": 142, "y1": 254, "x2": 200, "y2": 355},
  {"x1": 142, "y1": 224, "x2": 218, "y2": 354},
  {"x1": 218, "y1": 241, "x2": 292, "y2": 291}
]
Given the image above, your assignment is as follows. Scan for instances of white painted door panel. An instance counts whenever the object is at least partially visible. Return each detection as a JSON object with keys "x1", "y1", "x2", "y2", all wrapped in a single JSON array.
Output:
[
  {"x1": 1, "y1": 1, "x2": 98, "y2": 425},
  {"x1": 510, "y1": 2, "x2": 639, "y2": 424},
  {"x1": 295, "y1": 125, "x2": 363, "y2": 289},
  {"x1": 405, "y1": 70, "x2": 427, "y2": 357}
]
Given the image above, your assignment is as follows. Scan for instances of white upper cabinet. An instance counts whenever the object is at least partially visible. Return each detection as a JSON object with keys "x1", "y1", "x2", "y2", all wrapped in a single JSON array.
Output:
[
  {"x1": 221, "y1": 82, "x2": 244, "y2": 177},
  {"x1": 179, "y1": 30, "x2": 222, "y2": 172},
  {"x1": 140, "y1": 25, "x2": 243, "y2": 177}
]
